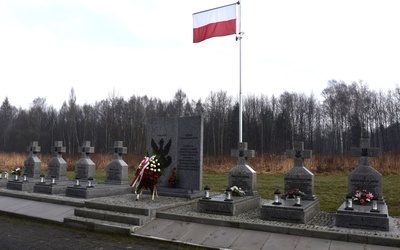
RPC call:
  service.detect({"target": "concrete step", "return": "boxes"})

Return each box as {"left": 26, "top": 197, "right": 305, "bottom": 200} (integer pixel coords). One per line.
{"left": 64, "top": 215, "right": 140, "bottom": 235}
{"left": 84, "top": 201, "right": 155, "bottom": 216}
{"left": 74, "top": 207, "right": 151, "bottom": 226}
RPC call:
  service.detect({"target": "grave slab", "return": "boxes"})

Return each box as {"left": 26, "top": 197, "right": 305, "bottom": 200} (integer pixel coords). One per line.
{"left": 260, "top": 198, "right": 320, "bottom": 224}
{"left": 65, "top": 184, "right": 131, "bottom": 199}
{"left": 335, "top": 138, "right": 389, "bottom": 231}
{"left": 198, "top": 142, "right": 260, "bottom": 216}
{"left": 6, "top": 179, "right": 36, "bottom": 191}
{"left": 261, "top": 141, "right": 319, "bottom": 223}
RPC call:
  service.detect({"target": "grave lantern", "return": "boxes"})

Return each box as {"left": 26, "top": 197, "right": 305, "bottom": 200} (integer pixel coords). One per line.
{"left": 345, "top": 194, "right": 354, "bottom": 210}
{"left": 51, "top": 176, "right": 56, "bottom": 185}
{"left": 224, "top": 188, "right": 233, "bottom": 201}
{"left": 40, "top": 174, "right": 45, "bottom": 183}
{"left": 4, "top": 171, "right": 8, "bottom": 179}
{"left": 23, "top": 173, "right": 28, "bottom": 182}
{"left": 87, "top": 177, "right": 94, "bottom": 188}
{"left": 0, "top": 171, "right": 2, "bottom": 179}
{"left": 74, "top": 177, "right": 81, "bottom": 187}
{"left": 293, "top": 192, "right": 302, "bottom": 207}
{"left": 272, "top": 189, "right": 282, "bottom": 205}
{"left": 203, "top": 185, "right": 211, "bottom": 199}
{"left": 370, "top": 196, "right": 379, "bottom": 213}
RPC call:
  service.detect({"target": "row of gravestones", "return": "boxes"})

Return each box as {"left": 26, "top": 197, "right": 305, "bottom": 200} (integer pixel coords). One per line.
{"left": 0, "top": 116, "right": 391, "bottom": 232}
{"left": 0, "top": 140, "right": 131, "bottom": 198}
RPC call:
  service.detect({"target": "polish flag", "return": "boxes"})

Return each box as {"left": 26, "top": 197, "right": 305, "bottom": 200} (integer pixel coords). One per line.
{"left": 193, "top": 3, "right": 237, "bottom": 43}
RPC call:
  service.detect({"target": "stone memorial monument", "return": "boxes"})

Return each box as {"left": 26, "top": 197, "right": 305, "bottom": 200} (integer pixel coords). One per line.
{"left": 7, "top": 141, "right": 42, "bottom": 191}
{"left": 335, "top": 138, "right": 389, "bottom": 231}
{"left": 34, "top": 141, "right": 68, "bottom": 194}
{"left": 104, "top": 141, "right": 129, "bottom": 185}
{"left": 197, "top": 142, "right": 261, "bottom": 216}
{"left": 145, "top": 116, "right": 204, "bottom": 199}
{"left": 260, "top": 141, "right": 320, "bottom": 223}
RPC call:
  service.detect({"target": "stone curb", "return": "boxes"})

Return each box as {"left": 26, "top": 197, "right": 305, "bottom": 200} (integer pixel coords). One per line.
{"left": 156, "top": 211, "right": 400, "bottom": 248}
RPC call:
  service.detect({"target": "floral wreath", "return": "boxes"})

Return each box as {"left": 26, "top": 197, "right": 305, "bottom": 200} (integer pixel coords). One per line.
{"left": 11, "top": 167, "right": 22, "bottom": 176}
{"left": 353, "top": 189, "right": 373, "bottom": 205}
{"left": 130, "top": 138, "right": 172, "bottom": 200}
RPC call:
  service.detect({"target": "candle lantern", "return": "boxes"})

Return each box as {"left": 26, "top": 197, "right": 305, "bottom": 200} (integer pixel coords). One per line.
{"left": 293, "top": 193, "right": 302, "bottom": 207}
{"left": 40, "top": 174, "right": 45, "bottom": 183}
{"left": 74, "top": 177, "right": 81, "bottom": 187}
{"left": 272, "top": 189, "right": 282, "bottom": 205}
{"left": 23, "top": 173, "right": 28, "bottom": 182}
{"left": 345, "top": 194, "right": 354, "bottom": 210}
{"left": 203, "top": 185, "right": 211, "bottom": 199}
{"left": 370, "top": 196, "right": 380, "bottom": 213}
{"left": 224, "top": 188, "right": 233, "bottom": 201}
{"left": 0, "top": 171, "right": 2, "bottom": 179}
{"left": 14, "top": 174, "right": 19, "bottom": 181}
{"left": 5, "top": 172, "right": 8, "bottom": 180}
{"left": 87, "top": 177, "right": 94, "bottom": 188}
{"left": 51, "top": 176, "right": 56, "bottom": 185}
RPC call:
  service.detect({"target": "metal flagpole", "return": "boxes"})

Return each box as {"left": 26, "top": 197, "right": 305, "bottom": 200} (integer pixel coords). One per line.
{"left": 237, "top": 0, "right": 243, "bottom": 143}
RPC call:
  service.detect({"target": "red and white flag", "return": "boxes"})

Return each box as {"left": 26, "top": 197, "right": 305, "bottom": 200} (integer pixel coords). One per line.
{"left": 193, "top": 3, "right": 237, "bottom": 43}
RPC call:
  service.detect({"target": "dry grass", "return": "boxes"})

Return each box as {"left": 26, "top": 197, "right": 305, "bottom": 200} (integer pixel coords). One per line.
{"left": 1, "top": 152, "right": 399, "bottom": 175}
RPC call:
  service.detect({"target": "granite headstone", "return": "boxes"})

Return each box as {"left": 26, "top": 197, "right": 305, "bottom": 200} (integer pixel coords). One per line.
{"left": 104, "top": 141, "right": 129, "bottom": 185}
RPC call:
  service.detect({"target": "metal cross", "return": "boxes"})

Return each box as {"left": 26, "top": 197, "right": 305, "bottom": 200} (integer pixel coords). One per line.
{"left": 286, "top": 141, "right": 312, "bottom": 167}
{"left": 231, "top": 142, "right": 255, "bottom": 165}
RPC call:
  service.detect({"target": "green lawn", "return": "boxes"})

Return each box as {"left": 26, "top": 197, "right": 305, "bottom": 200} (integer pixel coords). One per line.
{"left": 66, "top": 171, "right": 400, "bottom": 216}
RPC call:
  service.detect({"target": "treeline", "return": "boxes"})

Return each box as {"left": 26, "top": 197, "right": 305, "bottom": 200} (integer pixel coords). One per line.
{"left": 0, "top": 80, "right": 399, "bottom": 157}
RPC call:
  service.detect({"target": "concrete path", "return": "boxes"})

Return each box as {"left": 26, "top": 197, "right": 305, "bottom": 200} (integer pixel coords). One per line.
{"left": 134, "top": 218, "right": 400, "bottom": 250}
{"left": 0, "top": 195, "right": 399, "bottom": 250}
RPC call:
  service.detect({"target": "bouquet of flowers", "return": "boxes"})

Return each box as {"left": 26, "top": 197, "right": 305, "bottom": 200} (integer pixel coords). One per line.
{"left": 228, "top": 186, "right": 246, "bottom": 196}
{"left": 284, "top": 188, "right": 305, "bottom": 199}
{"left": 11, "top": 167, "right": 22, "bottom": 176}
{"left": 168, "top": 167, "right": 179, "bottom": 186}
{"left": 353, "top": 189, "right": 373, "bottom": 205}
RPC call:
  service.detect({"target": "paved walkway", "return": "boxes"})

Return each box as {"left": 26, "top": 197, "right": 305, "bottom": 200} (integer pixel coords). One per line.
{"left": 0, "top": 195, "right": 399, "bottom": 250}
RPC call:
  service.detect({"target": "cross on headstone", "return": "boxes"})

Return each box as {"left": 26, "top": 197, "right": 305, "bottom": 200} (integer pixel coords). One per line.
{"left": 231, "top": 142, "right": 255, "bottom": 166}
{"left": 350, "top": 138, "right": 380, "bottom": 166}
{"left": 27, "top": 141, "right": 41, "bottom": 156}
{"left": 80, "top": 141, "right": 94, "bottom": 158}
{"left": 286, "top": 141, "right": 312, "bottom": 167}
{"left": 53, "top": 141, "right": 66, "bottom": 157}
{"left": 112, "top": 141, "right": 127, "bottom": 160}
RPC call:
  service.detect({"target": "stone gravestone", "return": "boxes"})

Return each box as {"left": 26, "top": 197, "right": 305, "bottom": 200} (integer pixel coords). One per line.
{"left": 24, "top": 141, "right": 42, "bottom": 179}
{"left": 229, "top": 142, "right": 257, "bottom": 195}
{"left": 145, "top": 116, "right": 203, "bottom": 199}
{"left": 104, "top": 141, "right": 129, "bottom": 185}
{"left": 261, "top": 141, "right": 320, "bottom": 223}
{"left": 47, "top": 141, "right": 68, "bottom": 181}
{"left": 74, "top": 141, "right": 96, "bottom": 181}
{"left": 34, "top": 141, "right": 68, "bottom": 195}
{"left": 7, "top": 141, "right": 42, "bottom": 191}
{"left": 335, "top": 138, "right": 389, "bottom": 231}
{"left": 284, "top": 141, "right": 316, "bottom": 200}
{"left": 198, "top": 142, "right": 261, "bottom": 216}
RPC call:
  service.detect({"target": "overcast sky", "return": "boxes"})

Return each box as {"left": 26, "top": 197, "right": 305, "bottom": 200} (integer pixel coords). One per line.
{"left": 1, "top": 0, "right": 400, "bottom": 110}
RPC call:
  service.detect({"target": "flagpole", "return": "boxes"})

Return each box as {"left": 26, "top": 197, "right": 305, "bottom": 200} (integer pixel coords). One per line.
{"left": 236, "top": 0, "right": 243, "bottom": 143}
{"left": 237, "top": 1, "right": 243, "bottom": 143}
